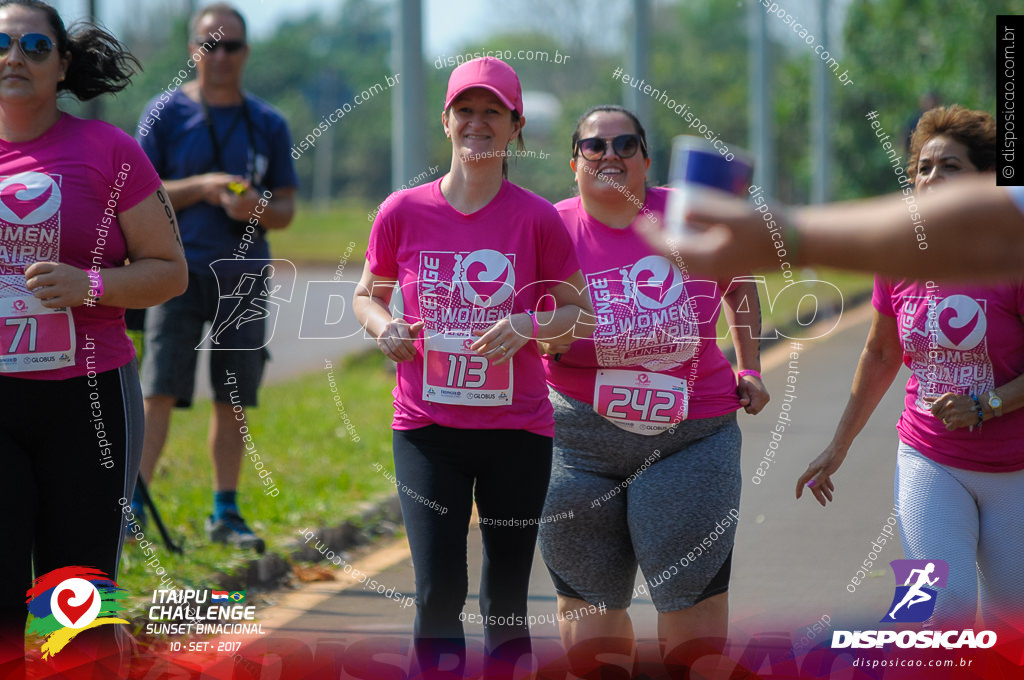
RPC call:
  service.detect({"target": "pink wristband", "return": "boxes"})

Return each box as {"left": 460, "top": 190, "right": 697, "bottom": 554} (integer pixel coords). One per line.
{"left": 738, "top": 369, "right": 761, "bottom": 381}
{"left": 527, "top": 310, "right": 539, "bottom": 338}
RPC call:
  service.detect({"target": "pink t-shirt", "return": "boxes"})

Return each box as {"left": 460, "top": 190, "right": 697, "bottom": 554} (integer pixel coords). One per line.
{"left": 367, "top": 177, "right": 580, "bottom": 436}
{"left": 0, "top": 114, "right": 161, "bottom": 380}
{"left": 544, "top": 188, "right": 742, "bottom": 420}
{"left": 873, "top": 277, "right": 1024, "bottom": 471}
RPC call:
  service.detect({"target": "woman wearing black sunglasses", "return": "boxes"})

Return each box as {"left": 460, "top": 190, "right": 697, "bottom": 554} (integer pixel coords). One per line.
{"left": 0, "top": 1, "right": 186, "bottom": 676}
{"left": 537, "top": 105, "right": 768, "bottom": 674}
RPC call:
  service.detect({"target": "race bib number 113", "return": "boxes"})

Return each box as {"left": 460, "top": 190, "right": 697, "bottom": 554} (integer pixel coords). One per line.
{"left": 423, "top": 334, "right": 512, "bottom": 406}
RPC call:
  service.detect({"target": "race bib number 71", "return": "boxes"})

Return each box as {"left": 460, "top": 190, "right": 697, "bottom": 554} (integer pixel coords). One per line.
{"left": 0, "top": 295, "right": 74, "bottom": 372}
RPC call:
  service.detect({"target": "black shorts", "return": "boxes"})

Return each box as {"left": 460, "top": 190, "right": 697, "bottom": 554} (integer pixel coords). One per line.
{"left": 141, "top": 270, "right": 267, "bottom": 407}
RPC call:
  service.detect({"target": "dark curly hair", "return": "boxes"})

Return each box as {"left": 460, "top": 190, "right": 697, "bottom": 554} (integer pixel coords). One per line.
{"left": 908, "top": 105, "right": 996, "bottom": 180}
{"left": 0, "top": 0, "right": 140, "bottom": 101}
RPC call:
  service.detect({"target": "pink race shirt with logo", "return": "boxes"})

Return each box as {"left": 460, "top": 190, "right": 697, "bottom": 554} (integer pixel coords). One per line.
{"left": 874, "top": 277, "right": 1024, "bottom": 471}
{"left": 544, "top": 189, "right": 741, "bottom": 424}
{"left": 366, "top": 178, "right": 580, "bottom": 436}
{"left": 0, "top": 115, "right": 161, "bottom": 380}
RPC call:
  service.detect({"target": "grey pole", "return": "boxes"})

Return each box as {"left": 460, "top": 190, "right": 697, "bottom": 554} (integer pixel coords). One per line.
{"left": 87, "top": 0, "right": 101, "bottom": 120}
{"left": 626, "top": 0, "right": 654, "bottom": 177}
{"left": 392, "top": 0, "right": 427, "bottom": 190}
{"left": 811, "top": 0, "right": 831, "bottom": 203}
{"left": 748, "top": 0, "right": 774, "bottom": 197}
{"left": 313, "top": 74, "right": 336, "bottom": 212}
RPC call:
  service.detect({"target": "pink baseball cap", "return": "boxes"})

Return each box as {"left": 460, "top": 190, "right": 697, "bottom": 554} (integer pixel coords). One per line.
{"left": 444, "top": 57, "right": 523, "bottom": 116}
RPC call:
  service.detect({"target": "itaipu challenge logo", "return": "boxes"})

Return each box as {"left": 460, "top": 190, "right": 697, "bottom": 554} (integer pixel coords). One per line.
{"left": 25, "top": 566, "right": 128, "bottom": 659}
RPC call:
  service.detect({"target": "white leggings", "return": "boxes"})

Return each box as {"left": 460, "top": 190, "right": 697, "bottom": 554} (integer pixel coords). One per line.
{"left": 895, "top": 443, "right": 1024, "bottom": 629}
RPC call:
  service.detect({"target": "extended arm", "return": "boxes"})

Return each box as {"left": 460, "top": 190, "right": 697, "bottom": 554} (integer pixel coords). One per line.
{"left": 640, "top": 175, "right": 1024, "bottom": 281}
{"left": 795, "top": 311, "right": 904, "bottom": 506}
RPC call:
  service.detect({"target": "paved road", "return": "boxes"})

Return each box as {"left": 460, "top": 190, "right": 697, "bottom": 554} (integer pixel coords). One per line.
{"left": 189, "top": 262, "right": 374, "bottom": 400}
{"left": 237, "top": 303, "right": 914, "bottom": 674}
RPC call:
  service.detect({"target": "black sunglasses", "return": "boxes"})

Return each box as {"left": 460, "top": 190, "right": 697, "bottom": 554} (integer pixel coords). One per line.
{"left": 194, "top": 37, "right": 247, "bottom": 53}
{"left": 575, "top": 134, "right": 646, "bottom": 161}
{"left": 0, "top": 33, "right": 54, "bottom": 61}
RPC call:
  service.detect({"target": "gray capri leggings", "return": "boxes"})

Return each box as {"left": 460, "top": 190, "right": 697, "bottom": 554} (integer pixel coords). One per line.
{"left": 538, "top": 389, "right": 742, "bottom": 613}
{"left": 896, "top": 443, "right": 1024, "bottom": 628}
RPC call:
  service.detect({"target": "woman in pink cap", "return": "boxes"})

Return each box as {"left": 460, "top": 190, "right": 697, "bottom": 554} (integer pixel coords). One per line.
{"left": 354, "top": 57, "right": 593, "bottom": 674}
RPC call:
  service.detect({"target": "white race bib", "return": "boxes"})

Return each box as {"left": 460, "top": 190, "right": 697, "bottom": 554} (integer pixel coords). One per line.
{"left": 0, "top": 295, "right": 74, "bottom": 373}
{"left": 593, "top": 369, "right": 687, "bottom": 435}
{"left": 422, "top": 333, "right": 512, "bottom": 406}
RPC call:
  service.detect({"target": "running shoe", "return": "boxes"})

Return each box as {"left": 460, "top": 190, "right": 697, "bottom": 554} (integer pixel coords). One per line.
{"left": 205, "top": 511, "right": 266, "bottom": 553}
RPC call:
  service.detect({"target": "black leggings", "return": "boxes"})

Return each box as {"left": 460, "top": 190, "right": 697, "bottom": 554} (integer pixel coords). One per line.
{"left": 0, "top": 363, "right": 143, "bottom": 673}
{"left": 392, "top": 425, "right": 552, "bottom": 673}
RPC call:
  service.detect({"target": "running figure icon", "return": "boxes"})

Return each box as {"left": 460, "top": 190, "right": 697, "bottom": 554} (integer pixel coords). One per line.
{"left": 888, "top": 562, "right": 939, "bottom": 619}
{"left": 210, "top": 264, "right": 280, "bottom": 345}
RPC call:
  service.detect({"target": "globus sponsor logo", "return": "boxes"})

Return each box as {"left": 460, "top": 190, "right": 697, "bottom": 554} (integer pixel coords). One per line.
{"left": 831, "top": 629, "right": 996, "bottom": 649}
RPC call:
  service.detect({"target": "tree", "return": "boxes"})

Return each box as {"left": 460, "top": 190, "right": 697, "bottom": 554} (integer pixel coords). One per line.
{"left": 833, "top": 0, "right": 1024, "bottom": 199}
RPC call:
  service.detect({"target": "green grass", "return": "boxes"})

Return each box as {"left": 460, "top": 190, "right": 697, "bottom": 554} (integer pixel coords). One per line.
{"left": 266, "top": 200, "right": 375, "bottom": 264}
{"left": 715, "top": 267, "right": 874, "bottom": 348}
{"left": 116, "top": 350, "right": 398, "bottom": 624}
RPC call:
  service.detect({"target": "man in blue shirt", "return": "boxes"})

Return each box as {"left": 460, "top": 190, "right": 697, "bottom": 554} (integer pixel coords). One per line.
{"left": 134, "top": 2, "right": 298, "bottom": 551}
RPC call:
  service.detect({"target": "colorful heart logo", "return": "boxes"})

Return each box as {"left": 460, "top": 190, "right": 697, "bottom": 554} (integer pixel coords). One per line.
{"left": 56, "top": 588, "right": 95, "bottom": 626}
{"left": 0, "top": 172, "right": 61, "bottom": 225}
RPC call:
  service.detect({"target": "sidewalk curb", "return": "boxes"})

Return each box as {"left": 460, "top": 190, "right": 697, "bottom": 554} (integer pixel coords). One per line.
{"left": 213, "top": 494, "right": 404, "bottom": 592}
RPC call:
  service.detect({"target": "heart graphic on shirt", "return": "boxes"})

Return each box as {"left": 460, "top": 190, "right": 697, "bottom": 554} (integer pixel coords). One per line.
{"left": 56, "top": 588, "right": 95, "bottom": 626}
{"left": 0, "top": 171, "right": 61, "bottom": 225}
{"left": 456, "top": 249, "right": 515, "bottom": 308}
{"left": 467, "top": 261, "right": 510, "bottom": 302}
{"left": 1, "top": 182, "right": 52, "bottom": 220}
{"left": 636, "top": 268, "right": 675, "bottom": 304}
{"left": 629, "top": 255, "right": 682, "bottom": 309}
{"left": 934, "top": 295, "right": 987, "bottom": 350}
